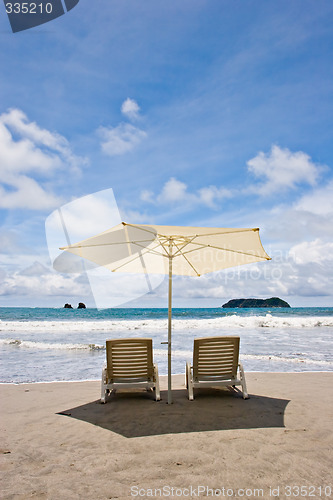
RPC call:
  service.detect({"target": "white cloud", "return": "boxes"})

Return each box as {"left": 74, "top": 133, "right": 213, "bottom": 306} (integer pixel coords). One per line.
{"left": 140, "top": 189, "right": 154, "bottom": 203}
{"left": 119, "top": 208, "right": 151, "bottom": 224}
{"left": 0, "top": 230, "right": 21, "bottom": 254}
{"left": 98, "top": 123, "right": 147, "bottom": 156}
{"left": 121, "top": 98, "right": 140, "bottom": 121}
{"left": 289, "top": 239, "right": 333, "bottom": 265}
{"left": 0, "top": 265, "right": 91, "bottom": 298}
{"left": 158, "top": 177, "right": 188, "bottom": 202}
{"left": 198, "top": 186, "right": 233, "bottom": 208}
{"left": 294, "top": 179, "right": 333, "bottom": 215}
{"left": 1, "top": 109, "right": 69, "bottom": 156}
{"left": 0, "top": 109, "right": 83, "bottom": 173}
{"left": 169, "top": 247, "right": 333, "bottom": 302}
{"left": 261, "top": 175, "right": 333, "bottom": 243}
{"left": 98, "top": 99, "right": 146, "bottom": 156}
{"left": 0, "top": 108, "right": 86, "bottom": 210}
{"left": 0, "top": 176, "right": 63, "bottom": 210}
{"left": 19, "top": 261, "right": 50, "bottom": 276}
{"left": 0, "top": 120, "right": 61, "bottom": 177}
{"left": 141, "top": 177, "right": 233, "bottom": 209}
{"left": 247, "top": 145, "right": 322, "bottom": 195}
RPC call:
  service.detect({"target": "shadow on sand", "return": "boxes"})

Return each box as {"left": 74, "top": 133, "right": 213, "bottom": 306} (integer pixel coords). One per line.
{"left": 58, "top": 387, "right": 290, "bottom": 438}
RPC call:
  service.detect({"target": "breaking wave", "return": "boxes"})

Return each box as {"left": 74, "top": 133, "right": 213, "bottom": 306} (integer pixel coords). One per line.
{"left": 0, "top": 314, "right": 333, "bottom": 334}
{"left": 1, "top": 338, "right": 331, "bottom": 367}
{"left": 0, "top": 338, "right": 105, "bottom": 351}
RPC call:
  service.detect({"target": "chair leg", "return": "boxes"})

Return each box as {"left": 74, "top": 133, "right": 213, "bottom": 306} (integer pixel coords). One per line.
{"left": 186, "top": 362, "right": 194, "bottom": 400}
{"left": 154, "top": 363, "right": 161, "bottom": 401}
{"left": 101, "top": 365, "right": 107, "bottom": 403}
{"left": 101, "top": 385, "right": 106, "bottom": 403}
{"left": 239, "top": 363, "right": 249, "bottom": 399}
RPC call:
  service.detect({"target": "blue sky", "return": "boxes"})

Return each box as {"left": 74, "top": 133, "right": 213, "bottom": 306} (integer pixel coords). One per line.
{"left": 0, "top": 0, "right": 333, "bottom": 307}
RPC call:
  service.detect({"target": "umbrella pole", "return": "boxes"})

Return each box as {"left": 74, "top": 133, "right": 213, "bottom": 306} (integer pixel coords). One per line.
{"left": 167, "top": 245, "right": 173, "bottom": 404}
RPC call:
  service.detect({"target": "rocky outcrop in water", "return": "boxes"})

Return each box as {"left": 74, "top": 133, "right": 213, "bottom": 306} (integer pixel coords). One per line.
{"left": 64, "top": 303, "right": 73, "bottom": 309}
{"left": 78, "top": 302, "right": 86, "bottom": 309}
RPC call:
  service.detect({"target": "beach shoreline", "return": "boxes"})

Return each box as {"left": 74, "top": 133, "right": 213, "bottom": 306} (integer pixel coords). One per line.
{"left": 0, "top": 369, "right": 332, "bottom": 386}
{"left": 1, "top": 372, "right": 332, "bottom": 499}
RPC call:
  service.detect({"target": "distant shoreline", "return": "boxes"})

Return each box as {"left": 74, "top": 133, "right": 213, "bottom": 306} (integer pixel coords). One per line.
{"left": 1, "top": 305, "right": 333, "bottom": 310}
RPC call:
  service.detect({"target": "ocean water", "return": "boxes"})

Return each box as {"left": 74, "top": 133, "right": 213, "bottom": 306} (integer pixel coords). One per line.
{"left": 0, "top": 307, "right": 332, "bottom": 383}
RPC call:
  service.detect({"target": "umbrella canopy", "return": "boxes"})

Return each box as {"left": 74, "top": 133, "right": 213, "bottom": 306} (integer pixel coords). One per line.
{"left": 61, "top": 222, "right": 271, "bottom": 403}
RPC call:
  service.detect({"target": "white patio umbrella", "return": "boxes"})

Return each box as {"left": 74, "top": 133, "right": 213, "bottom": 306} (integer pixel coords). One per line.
{"left": 61, "top": 222, "right": 271, "bottom": 403}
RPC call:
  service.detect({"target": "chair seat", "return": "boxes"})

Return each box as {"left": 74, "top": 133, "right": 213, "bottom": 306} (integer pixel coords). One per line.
{"left": 192, "top": 377, "right": 241, "bottom": 385}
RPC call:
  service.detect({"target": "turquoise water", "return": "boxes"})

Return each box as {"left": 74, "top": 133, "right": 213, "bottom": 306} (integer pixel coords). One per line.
{"left": 1, "top": 306, "right": 333, "bottom": 321}
{"left": 0, "top": 307, "right": 332, "bottom": 383}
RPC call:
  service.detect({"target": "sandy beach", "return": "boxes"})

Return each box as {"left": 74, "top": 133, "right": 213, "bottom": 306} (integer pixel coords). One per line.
{"left": 1, "top": 373, "right": 332, "bottom": 499}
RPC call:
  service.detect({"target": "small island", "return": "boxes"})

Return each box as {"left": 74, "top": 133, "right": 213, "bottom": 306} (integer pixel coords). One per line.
{"left": 64, "top": 303, "right": 86, "bottom": 309}
{"left": 222, "top": 297, "right": 290, "bottom": 308}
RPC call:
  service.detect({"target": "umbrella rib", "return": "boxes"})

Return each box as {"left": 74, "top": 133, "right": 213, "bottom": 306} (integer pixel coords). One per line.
{"left": 62, "top": 238, "right": 155, "bottom": 250}
{"left": 110, "top": 243, "right": 168, "bottom": 272}
{"left": 122, "top": 223, "right": 158, "bottom": 238}
{"left": 131, "top": 241, "right": 168, "bottom": 258}
{"left": 185, "top": 228, "right": 257, "bottom": 237}
{"left": 172, "top": 240, "right": 201, "bottom": 276}
{"left": 177, "top": 240, "right": 270, "bottom": 260}
{"left": 156, "top": 237, "right": 170, "bottom": 257}
{"left": 158, "top": 234, "right": 199, "bottom": 262}
{"left": 171, "top": 236, "right": 197, "bottom": 257}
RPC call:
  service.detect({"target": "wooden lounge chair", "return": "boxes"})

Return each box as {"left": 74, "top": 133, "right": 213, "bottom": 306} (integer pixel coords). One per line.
{"left": 101, "top": 338, "right": 160, "bottom": 403}
{"left": 186, "top": 336, "right": 249, "bottom": 400}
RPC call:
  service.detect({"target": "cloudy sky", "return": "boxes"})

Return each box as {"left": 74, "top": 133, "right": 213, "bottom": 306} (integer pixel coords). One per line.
{"left": 0, "top": 0, "right": 332, "bottom": 307}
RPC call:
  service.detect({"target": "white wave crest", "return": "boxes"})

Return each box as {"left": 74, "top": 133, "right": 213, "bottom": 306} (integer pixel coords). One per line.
{"left": 242, "top": 353, "right": 333, "bottom": 366}
{"left": 0, "top": 315, "right": 333, "bottom": 334}
{"left": 0, "top": 338, "right": 105, "bottom": 351}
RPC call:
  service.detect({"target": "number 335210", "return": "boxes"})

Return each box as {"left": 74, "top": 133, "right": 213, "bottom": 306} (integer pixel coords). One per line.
{"left": 5, "top": 3, "right": 53, "bottom": 14}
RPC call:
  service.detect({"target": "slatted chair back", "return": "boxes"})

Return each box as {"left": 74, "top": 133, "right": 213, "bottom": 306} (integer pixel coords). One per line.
{"left": 106, "top": 338, "right": 154, "bottom": 383}
{"left": 193, "top": 336, "right": 240, "bottom": 382}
